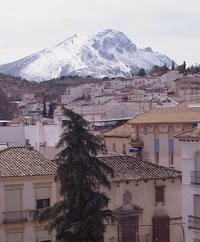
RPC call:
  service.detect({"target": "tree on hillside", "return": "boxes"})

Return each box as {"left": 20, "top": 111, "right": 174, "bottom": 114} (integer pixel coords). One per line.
{"left": 137, "top": 68, "right": 146, "bottom": 76}
{"left": 34, "top": 107, "right": 115, "bottom": 241}
{"left": 48, "top": 102, "right": 54, "bottom": 119}
{"left": 150, "top": 65, "right": 168, "bottom": 76}
{"left": 0, "top": 89, "right": 14, "bottom": 120}
{"left": 42, "top": 96, "right": 47, "bottom": 117}
{"left": 171, "top": 61, "right": 175, "bottom": 70}
{"left": 187, "top": 64, "right": 200, "bottom": 74}
{"left": 177, "top": 61, "right": 186, "bottom": 73}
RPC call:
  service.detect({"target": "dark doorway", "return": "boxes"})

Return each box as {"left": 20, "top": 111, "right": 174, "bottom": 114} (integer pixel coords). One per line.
{"left": 119, "top": 216, "right": 138, "bottom": 242}
{"left": 153, "top": 216, "right": 170, "bottom": 242}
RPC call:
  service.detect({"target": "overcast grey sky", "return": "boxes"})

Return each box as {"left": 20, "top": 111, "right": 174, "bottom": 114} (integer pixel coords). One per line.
{"left": 0, "top": 0, "right": 200, "bottom": 66}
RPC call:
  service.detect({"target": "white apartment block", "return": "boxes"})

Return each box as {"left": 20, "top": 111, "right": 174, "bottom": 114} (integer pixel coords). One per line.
{"left": 176, "top": 127, "right": 200, "bottom": 242}
{"left": 0, "top": 122, "right": 62, "bottom": 160}
{"left": 61, "top": 85, "right": 83, "bottom": 104}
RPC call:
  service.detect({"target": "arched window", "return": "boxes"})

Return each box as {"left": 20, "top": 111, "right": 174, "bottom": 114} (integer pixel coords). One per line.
{"left": 168, "top": 126, "right": 174, "bottom": 166}
{"left": 154, "top": 126, "right": 159, "bottom": 139}
{"left": 192, "top": 152, "right": 200, "bottom": 184}
{"left": 122, "top": 143, "right": 126, "bottom": 154}
{"left": 195, "top": 152, "right": 200, "bottom": 171}
{"left": 154, "top": 126, "right": 160, "bottom": 164}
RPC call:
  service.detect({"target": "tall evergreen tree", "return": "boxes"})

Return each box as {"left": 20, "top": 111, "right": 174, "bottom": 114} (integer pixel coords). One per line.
{"left": 0, "top": 89, "right": 14, "bottom": 120}
{"left": 183, "top": 61, "right": 186, "bottom": 73}
{"left": 48, "top": 102, "right": 54, "bottom": 119}
{"left": 34, "top": 107, "right": 115, "bottom": 242}
{"left": 171, "top": 61, "right": 175, "bottom": 70}
{"left": 137, "top": 68, "right": 146, "bottom": 76}
{"left": 42, "top": 96, "right": 47, "bottom": 117}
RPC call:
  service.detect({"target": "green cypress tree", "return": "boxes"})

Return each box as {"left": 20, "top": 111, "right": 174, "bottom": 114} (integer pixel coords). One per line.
{"left": 34, "top": 107, "right": 115, "bottom": 242}
{"left": 48, "top": 102, "right": 54, "bottom": 119}
{"left": 42, "top": 96, "right": 47, "bottom": 118}
{"left": 137, "top": 68, "right": 146, "bottom": 76}
{"left": 171, "top": 61, "right": 175, "bottom": 70}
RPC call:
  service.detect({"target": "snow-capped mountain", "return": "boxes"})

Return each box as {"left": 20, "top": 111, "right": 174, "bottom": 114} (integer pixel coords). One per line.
{"left": 0, "top": 29, "right": 174, "bottom": 82}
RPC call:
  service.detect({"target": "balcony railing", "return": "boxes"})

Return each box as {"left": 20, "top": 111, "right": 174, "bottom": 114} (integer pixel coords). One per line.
{"left": 3, "top": 210, "right": 28, "bottom": 224}
{"left": 188, "top": 215, "right": 200, "bottom": 230}
{"left": 191, "top": 171, "right": 200, "bottom": 185}
{"left": 131, "top": 138, "right": 144, "bottom": 148}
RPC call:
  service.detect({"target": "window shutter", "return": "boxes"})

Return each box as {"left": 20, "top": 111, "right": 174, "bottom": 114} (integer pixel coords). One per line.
{"left": 36, "top": 187, "right": 50, "bottom": 200}
{"left": 154, "top": 139, "right": 159, "bottom": 153}
{"left": 155, "top": 186, "right": 164, "bottom": 202}
{"left": 7, "top": 233, "right": 22, "bottom": 242}
{"left": 169, "top": 139, "right": 174, "bottom": 153}
{"left": 7, "top": 189, "right": 21, "bottom": 211}
{"left": 37, "top": 231, "right": 51, "bottom": 242}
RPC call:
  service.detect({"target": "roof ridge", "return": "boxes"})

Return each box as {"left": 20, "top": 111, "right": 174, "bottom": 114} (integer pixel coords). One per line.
{"left": 99, "top": 154, "right": 181, "bottom": 173}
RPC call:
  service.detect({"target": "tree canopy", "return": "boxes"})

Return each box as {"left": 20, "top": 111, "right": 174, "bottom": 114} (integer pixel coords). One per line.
{"left": 0, "top": 89, "right": 14, "bottom": 120}
{"left": 34, "top": 107, "right": 115, "bottom": 242}
{"left": 137, "top": 68, "right": 146, "bottom": 76}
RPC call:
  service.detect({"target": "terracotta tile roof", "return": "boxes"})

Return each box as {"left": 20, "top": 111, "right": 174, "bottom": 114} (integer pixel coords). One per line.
{"left": 0, "top": 147, "right": 57, "bottom": 178}
{"left": 128, "top": 101, "right": 200, "bottom": 124}
{"left": 175, "top": 127, "right": 200, "bottom": 140}
{"left": 98, "top": 155, "right": 181, "bottom": 182}
{"left": 0, "top": 148, "right": 181, "bottom": 182}
{"left": 103, "top": 124, "right": 131, "bottom": 138}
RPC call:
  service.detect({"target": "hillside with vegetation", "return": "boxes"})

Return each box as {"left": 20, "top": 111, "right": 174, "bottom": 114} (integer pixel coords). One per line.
{"left": 0, "top": 74, "right": 100, "bottom": 102}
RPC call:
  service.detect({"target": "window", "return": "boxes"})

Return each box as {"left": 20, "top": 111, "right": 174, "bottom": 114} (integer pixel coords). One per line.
{"left": 169, "top": 153, "right": 174, "bottom": 166}
{"left": 4, "top": 184, "right": 24, "bottom": 223}
{"left": 155, "top": 186, "right": 165, "bottom": 202}
{"left": 34, "top": 184, "right": 51, "bottom": 209}
{"left": 155, "top": 152, "right": 159, "bottom": 164}
{"left": 119, "top": 216, "right": 138, "bottom": 242}
{"left": 112, "top": 143, "right": 116, "bottom": 152}
{"left": 153, "top": 216, "right": 169, "bottom": 242}
{"left": 35, "top": 229, "right": 52, "bottom": 242}
{"left": 194, "top": 194, "right": 200, "bottom": 217}
{"left": 36, "top": 199, "right": 50, "bottom": 209}
{"left": 122, "top": 143, "right": 126, "bottom": 154}
{"left": 154, "top": 139, "right": 159, "bottom": 164}
{"left": 168, "top": 139, "right": 174, "bottom": 166}
{"left": 7, "top": 232, "right": 23, "bottom": 242}
{"left": 144, "top": 126, "right": 148, "bottom": 135}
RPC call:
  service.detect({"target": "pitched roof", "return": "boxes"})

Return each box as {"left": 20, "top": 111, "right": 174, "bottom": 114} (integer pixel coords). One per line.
{"left": 103, "top": 123, "right": 131, "bottom": 138}
{"left": 128, "top": 101, "right": 200, "bottom": 124}
{"left": 175, "top": 127, "right": 200, "bottom": 140}
{"left": 98, "top": 155, "right": 181, "bottom": 182}
{"left": 0, "top": 147, "right": 57, "bottom": 178}
{"left": 0, "top": 148, "right": 181, "bottom": 182}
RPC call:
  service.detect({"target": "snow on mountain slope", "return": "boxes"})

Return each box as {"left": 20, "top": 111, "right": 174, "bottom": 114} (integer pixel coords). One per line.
{"left": 0, "top": 29, "right": 174, "bottom": 82}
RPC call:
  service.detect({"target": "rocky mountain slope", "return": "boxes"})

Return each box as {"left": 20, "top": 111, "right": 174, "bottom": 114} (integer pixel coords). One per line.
{"left": 0, "top": 29, "right": 174, "bottom": 82}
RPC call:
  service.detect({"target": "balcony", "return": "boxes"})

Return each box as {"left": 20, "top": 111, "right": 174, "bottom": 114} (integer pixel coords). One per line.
{"left": 130, "top": 138, "right": 144, "bottom": 148}
{"left": 3, "top": 210, "right": 28, "bottom": 224}
{"left": 191, "top": 171, "right": 200, "bottom": 185}
{"left": 188, "top": 215, "right": 200, "bottom": 230}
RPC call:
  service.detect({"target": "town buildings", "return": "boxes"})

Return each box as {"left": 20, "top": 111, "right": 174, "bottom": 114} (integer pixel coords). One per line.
{"left": 176, "top": 127, "right": 200, "bottom": 242}
{"left": 0, "top": 146, "right": 182, "bottom": 242}
{"left": 97, "top": 155, "right": 182, "bottom": 242}
{"left": 104, "top": 101, "right": 200, "bottom": 171}
{"left": 0, "top": 147, "right": 57, "bottom": 242}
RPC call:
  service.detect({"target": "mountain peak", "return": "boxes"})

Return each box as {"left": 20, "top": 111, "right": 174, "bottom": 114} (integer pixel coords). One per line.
{"left": 0, "top": 30, "right": 174, "bottom": 82}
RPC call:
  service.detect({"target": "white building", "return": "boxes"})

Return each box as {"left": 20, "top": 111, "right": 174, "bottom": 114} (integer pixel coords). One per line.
{"left": 161, "top": 70, "right": 183, "bottom": 90}
{"left": 176, "top": 127, "right": 200, "bottom": 242}
{"left": 0, "top": 147, "right": 57, "bottom": 242}
{"left": 61, "top": 85, "right": 83, "bottom": 104}
{"left": 0, "top": 122, "right": 62, "bottom": 160}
